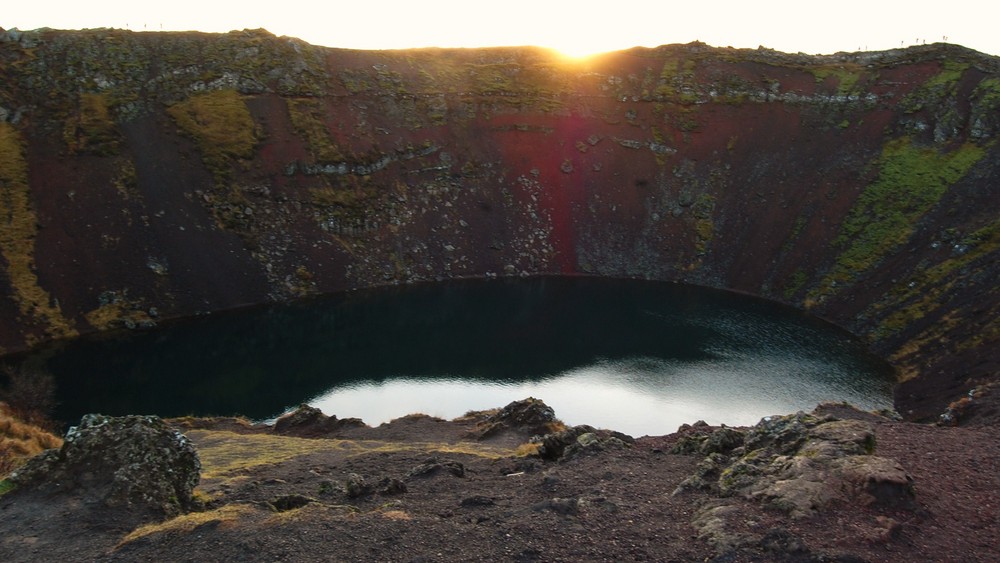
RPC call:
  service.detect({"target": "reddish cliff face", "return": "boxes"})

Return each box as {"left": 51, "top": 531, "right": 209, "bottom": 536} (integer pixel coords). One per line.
{"left": 1, "top": 29, "right": 997, "bottom": 421}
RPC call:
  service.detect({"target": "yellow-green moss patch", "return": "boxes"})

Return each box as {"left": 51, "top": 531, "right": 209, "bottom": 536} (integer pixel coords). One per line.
{"left": 810, "top": 65, "right": 865, "bottom": 95}
{"left": 84, "top": 300, "right": 154, "bottom": 331}
{"left": 0, "top": 123, "right": 77, "bottom": 340}
{"left": 287, "top": 98, "right": 343, "bottom": 163}
{"left": 63, "top": 93, "right": 119, "bottom": 155}
{"left": 166, "top": 89, "right": 257, "bottom": 182}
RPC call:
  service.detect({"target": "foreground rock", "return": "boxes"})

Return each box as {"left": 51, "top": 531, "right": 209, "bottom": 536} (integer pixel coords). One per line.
{"left": 8, "top": 414, "right": 200, "bottom": 518}
{"left": 673, "top": 407, "right": 917, "bottom": 555}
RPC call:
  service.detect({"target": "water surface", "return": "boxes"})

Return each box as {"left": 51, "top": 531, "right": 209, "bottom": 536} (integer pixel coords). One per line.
{"left": 33, "top": 277, "right": 894, "bottom": 436}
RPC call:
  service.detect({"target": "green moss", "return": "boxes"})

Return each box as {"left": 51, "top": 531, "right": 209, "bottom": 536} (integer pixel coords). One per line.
{"left": 63, "top": 93, "right": 119, "bottom": 155}
{"left": 167, "top": 90, "right": 257, "bottom": 238}
{"left": 0, "top": 479, "right": 14, "bottom": 496}
{"left": 789, "top": 216, "right": 807, "bottom": 240}
{"left": 691, "top": 194, "right": 716, "bottom": 254}
{"left": 954, "top": 301, "right": 1000, "bottom": 353}
{"left": 657, "top": 58, "right": 697, "bottom": 103}
{"left": 424, "top": 95, "right": 449, "bottom": 125}
{"left": 783, "top": 270, "right": 808, "bottom": 300}
{"left": 975, "top": 78, "right": 1000, "bottom": 107}
{"left": 84, "top": 298, "right": 154, "bottom": 331}
{"left": 676, "top": 114, "right": 699, "bottom": 133}
{"left": 112, "top": 159, "right": 139, "bottom": 200}
{"left": 925, "top": 60, "right": 969, "bottom": 90}
{"left": 877, "top": 217, "right": 1000, "bottom": 336}
{"left": 692, "top": 193, "right": 715, "bottom": 220}
{"left": 810, "top": 65, "right": 864, "bottom": 95}
{"left": 651, "top": 126, "right": 669, "bottom": 165}
{"left": 456, "top": 61, "right": 565, "bottom": 112}
{"left": 167, "top": 89, "right": 257, "bottom": 183}
{"left": 901, "top": 60, "right": 968, "bottom": 113}
{"left": 338, "top": 69, "right": 373, "bottom": 94}
{"left": 309, "top": 184, "right": 371, "bottom": 208}
{"left": 819, "top": 137, "right": 985, "bottom": 294}
{"left": 718, "top": 459, "right": 760, "bottom": 495}
{"left": 287, "top": 98, "right": 343, "bottom": 163}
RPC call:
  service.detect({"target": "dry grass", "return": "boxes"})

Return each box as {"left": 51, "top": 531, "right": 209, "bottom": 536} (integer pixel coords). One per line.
{"left": 514, "top": 442, "right": 543, "bottom": 457}
{"left": 0, "top": 403, "right": 63, "bottom": 478}
{"left": 379, "top": 509, "right": 412, "bottom": 521}
{"left": 263, "top": 502, "right": 359, "bottom": 525}
{"left": 118, "top": 502, "right": 363, "bottom": 547}
{"left": 116, "top": 503, "right": 259, "bottom": 546}
{"left": 186, "top": 429, "right": 516, "bottom": 482}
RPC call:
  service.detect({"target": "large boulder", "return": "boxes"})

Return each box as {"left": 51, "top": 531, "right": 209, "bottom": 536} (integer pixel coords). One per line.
{"left": 8, "top": 414, "right": 200, "bottom": 517}
{"left": 675, "top": 411, "right": 914, "bottom": 517}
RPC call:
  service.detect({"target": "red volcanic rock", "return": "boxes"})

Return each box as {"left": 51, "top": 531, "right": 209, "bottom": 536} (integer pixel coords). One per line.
{"left": 0, "top": 29, "right": 998, "bottom": 423}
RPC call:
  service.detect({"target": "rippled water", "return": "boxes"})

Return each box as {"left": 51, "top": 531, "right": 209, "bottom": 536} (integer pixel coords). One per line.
{"left": 29, "top": 276, "right": 894, "bottom": 436}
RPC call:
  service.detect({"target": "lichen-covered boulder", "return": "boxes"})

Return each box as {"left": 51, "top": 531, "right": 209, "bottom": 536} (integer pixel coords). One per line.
{"left": 9, "top": 414, "right": 200, "bottom": 517}
{"left": 671, "top": 426, "right": 745, "bottom": 455}
{"left": 534, "top": 425, "right": 634, "bottom": 461}
{"left": 675, "top": 410, "right": 914, "bottom": 517}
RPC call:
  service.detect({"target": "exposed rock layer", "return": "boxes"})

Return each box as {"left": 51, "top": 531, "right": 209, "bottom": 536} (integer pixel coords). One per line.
{"left": 1, "top": 28, "right": 998, "bottom": 421}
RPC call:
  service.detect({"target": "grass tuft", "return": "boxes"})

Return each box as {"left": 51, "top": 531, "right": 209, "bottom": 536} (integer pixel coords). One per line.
{"left": 0, "top": 403, "right": 63, "bottom": 478}
{"left": 117, "top": 503, "right": 258, "bottom": 546}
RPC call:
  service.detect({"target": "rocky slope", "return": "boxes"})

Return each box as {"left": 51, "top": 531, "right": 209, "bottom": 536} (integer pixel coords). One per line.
{"left": 0, "top": 28, "right": 998, "bottom": 421}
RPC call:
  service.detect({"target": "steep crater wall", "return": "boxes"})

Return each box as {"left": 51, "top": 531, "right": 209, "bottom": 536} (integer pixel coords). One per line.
{"left": 1, "top": 28, "right": 997, "bottom": 422}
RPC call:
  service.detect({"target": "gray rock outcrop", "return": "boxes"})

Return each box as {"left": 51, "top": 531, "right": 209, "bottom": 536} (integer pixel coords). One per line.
{"left": 675, "top": 411, "right": 914, "bottom": 517}
{"left": 9, "top": 414, "right": 201, "bottom": 517}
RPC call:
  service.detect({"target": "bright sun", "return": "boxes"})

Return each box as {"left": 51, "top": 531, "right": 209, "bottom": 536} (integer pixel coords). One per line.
{"left": 541, "top": 33, "right": 627, "bottom": 61}
{"left": 551, "top": 42, "right": 611, "bottom": 61}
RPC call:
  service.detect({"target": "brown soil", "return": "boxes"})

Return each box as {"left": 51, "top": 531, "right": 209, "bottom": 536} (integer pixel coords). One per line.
{"left": 1, "top": 405, "right": 998, "bottom": 562}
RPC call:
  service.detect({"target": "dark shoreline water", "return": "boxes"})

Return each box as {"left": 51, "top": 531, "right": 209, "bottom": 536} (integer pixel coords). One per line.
{"left": 13, "top": 276, "right": 895, "bottom": 436}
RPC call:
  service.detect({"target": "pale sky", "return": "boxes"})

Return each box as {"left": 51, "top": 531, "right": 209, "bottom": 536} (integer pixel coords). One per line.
{"left": 4, "top": 1, "right": 997, "bottom": 58}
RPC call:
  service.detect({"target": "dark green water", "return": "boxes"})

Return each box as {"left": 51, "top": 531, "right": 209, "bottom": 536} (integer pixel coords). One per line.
{"left": 26, "top": 276, "right": 894, "bottom": 436}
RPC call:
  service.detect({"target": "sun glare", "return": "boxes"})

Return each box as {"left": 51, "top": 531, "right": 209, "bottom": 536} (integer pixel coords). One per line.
{"left": 4, "top": 1, "right": 998, "bottom": 58}
{"left": 551, "top": 43, "right": 610, "bottom": 61}
{"left": 545, "top": 35, "right": 618, "bottom": 60}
